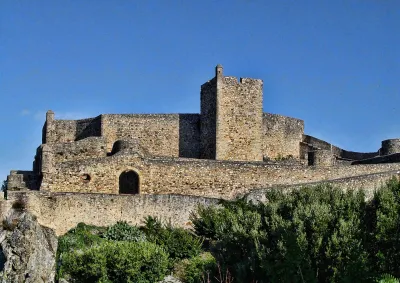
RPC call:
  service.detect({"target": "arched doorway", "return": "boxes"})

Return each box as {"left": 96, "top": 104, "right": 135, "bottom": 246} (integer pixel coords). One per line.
{"left": 119, "top": 170, "right": 139, "bottom": 194}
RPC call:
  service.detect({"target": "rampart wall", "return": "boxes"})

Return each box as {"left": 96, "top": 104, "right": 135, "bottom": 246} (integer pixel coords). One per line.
{"left": 2, "top": 191, "right": 219, "bottom": 236}
{"left": 43, "top": 111, "right": 307, "bottom": 163}
{"left": 101, "top": 114, "right": 200, "bottom": 157}
{"left": 7, "top": 171, "right": 37, "bottom": 190}
{"left": 381, "top": 139, "right": 400, "bottom": 156}
{"left": 75, "top": 116, "right": 102, "bottom": 140}
{"left": 44, "top": 114, "right": 202, "bottom": 158}
{"left": 352, "top": 153, "right": 400, "bottom": 165}
{"left": 51, "top": 137, "right": 107, "bottom": 163}
{"left": 52, "top": 120, "right": 76, "bottom": 143}
{"left": 47, "top": 116, "right": 102, "bottom": 144}
{"left": 40, "top": 155, "right": 400, "bottom": 199}
{"left": 302, "top": 135, "right": 378, "bottom": 160}
{"left": 262, "top": 113, "right": 304, "bottom": 159}
{"left": 5, "top": 171, "right": 400, "bottom": 236}
{"left": 32, "top": 137, "right": 108, "bottom": 178}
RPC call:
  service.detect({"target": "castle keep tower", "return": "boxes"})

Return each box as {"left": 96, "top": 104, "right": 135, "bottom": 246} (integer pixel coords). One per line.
{"left": 200, "top": 65, "right": 263, "bottom": 161}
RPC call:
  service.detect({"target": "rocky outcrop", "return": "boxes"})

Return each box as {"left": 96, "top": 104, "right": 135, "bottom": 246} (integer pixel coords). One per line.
{"left": 0, "top": 209, "right": 58, "bottom": 283}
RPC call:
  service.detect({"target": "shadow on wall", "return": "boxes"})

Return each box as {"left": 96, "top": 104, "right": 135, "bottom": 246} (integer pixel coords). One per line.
{"left": 178, "top": 114, "right": 201, "bottom": 158}
{"left": 7, "top": 171, "right": 39, "bottom": 191}
{"left": 75, "top": 116, "right": 102, "bottom": 141}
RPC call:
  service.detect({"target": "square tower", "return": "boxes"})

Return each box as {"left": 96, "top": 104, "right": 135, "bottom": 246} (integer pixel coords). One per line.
{"left": 200, "top": 65, "right": 263, "bottom": 161}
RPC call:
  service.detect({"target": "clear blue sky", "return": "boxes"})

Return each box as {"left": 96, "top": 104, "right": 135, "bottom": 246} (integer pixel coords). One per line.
{"left": 0, "top": 0, "right": 399, "bottom": 181}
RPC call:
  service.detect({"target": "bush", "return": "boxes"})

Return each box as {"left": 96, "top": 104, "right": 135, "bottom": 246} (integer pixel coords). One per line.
{"left": 191, "top": 185, "right": 371, "bottom": 282}
{"left": 174, "top": 252, "right": 216, "bottom": 283}
{"left": 61, "top": 241, "right": 169, "bottom": 283}
{"left": 378, "top": 274, "right": 400, "bottom": 283}
{"left": 363, "top": 178, "right": 400, "bottom": 279}
{"left": 142, "top": 216, "right": 203, "bottom": 264}
{"left": 102, "top": 221, "right": 146, "bottom": 242}
{"left": 58, "top": 223, "right": 106, "bottom": 254}
{"left": 56, "top": 222, "right": 107, "bottom": 280}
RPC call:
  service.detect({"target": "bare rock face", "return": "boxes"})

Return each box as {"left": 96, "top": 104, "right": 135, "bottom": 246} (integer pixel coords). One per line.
{"left": 0, "top": 211, "right": 58, "bottom": 283}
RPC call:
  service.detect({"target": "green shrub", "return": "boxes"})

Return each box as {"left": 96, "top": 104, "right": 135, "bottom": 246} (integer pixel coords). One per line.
{"left": 142, "top": 216, "right": 202, "bottom": 263}
{"left": 366, "top": 178, "right": 400, "bottom": 278}
{"left": 57, "top": 222, "right": 106, "bottom": 254}
{"left": 102, "top": 221, "right": 146, "bottom": 242}
{"left": 174, "top": 252, "right": 216, "bottom": 283}
{"left": 56, "top": 222, "right": 107, "bottom": 280}
{"left": 378, "top": 274, "right": 400, "bottom": 283}
{"left": 60, "top": 241, "right": 169, "bottom": 283}
{"left": 191, "top": 185, "right": 371, "bottom": 283}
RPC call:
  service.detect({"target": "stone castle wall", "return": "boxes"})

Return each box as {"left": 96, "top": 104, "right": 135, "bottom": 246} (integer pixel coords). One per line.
{"left": 52, "top": 120, "right": 76, "bottom": 143}
{"left": 381, "top": 139, "right": 400, "bottom": 156}
{"left": 75, "top": 116, "right": 102, "bottom": 141}
{"left": 308, "top": 149, "right": 335, "bottom": 166}
{"left": 101, "top": 114, "right": 180, "bottom": 155}
{"left": 44, "top": 111, "right": 305, "bottom": 163}
{"left": 5, "top": 171, "right": 399, "bottom": 236}
{"left": 45, "top": 114, "right": 385, "bottom": 165}
{"left": 46, "top": 114, "right": 202, "bottom": 158}
{"left": 52, "top": 137, "right": 107, "bottom": 163}
{"left": 101, "top": 114, "right": 200, "bottom": 157}
{"left": 302, "top": 135, "right": 378, "bottom": 160}
{"left": 7, "top": 171, "right": 38, "bottom": 190}
{"left": 3, "top": 191, "right": 219, "bottom": 236}
{"left": 40, "top": 66, "right": 307, "bottom": 162}
{"left": 46, "top": 116, "right": 102, "bottom": 144}
{"left": 40, "top": 154, "right": 400, "bottom": 199}
{"left": 262, "top": 113, "right": 304, "bottom": 159}
{"left": 216, "top": 75, "right": 263, "bottom": 161}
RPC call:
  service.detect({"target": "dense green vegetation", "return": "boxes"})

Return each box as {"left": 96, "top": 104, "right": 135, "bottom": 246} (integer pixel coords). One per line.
{"left": 56, "top": 179, "right": 400, "bottom": 282}
{"left": 56, "top": 219, "right": 207, "bottom": 282}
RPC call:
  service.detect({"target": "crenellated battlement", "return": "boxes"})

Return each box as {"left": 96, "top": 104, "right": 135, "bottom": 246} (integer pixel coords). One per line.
{"left": 222, "top": 76, "right": 263, "bottom": 86}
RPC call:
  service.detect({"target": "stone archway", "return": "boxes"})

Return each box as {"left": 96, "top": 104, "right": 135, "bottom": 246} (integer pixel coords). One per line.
{"left": 119, "top": 170, "right": 139, "bottom": 194}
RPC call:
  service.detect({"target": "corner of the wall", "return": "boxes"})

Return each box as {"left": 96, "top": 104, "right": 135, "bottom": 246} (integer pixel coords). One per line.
{"left": 43, "top": 110, "right": 55, "bottom": 144}
{"left": 215, "top": 64, "right": 223, "bottom": 80}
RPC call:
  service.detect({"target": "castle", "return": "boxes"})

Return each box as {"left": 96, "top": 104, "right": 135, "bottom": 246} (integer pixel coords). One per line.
{"left": 4, "top": 65, "right": 400, "bottom": 234}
